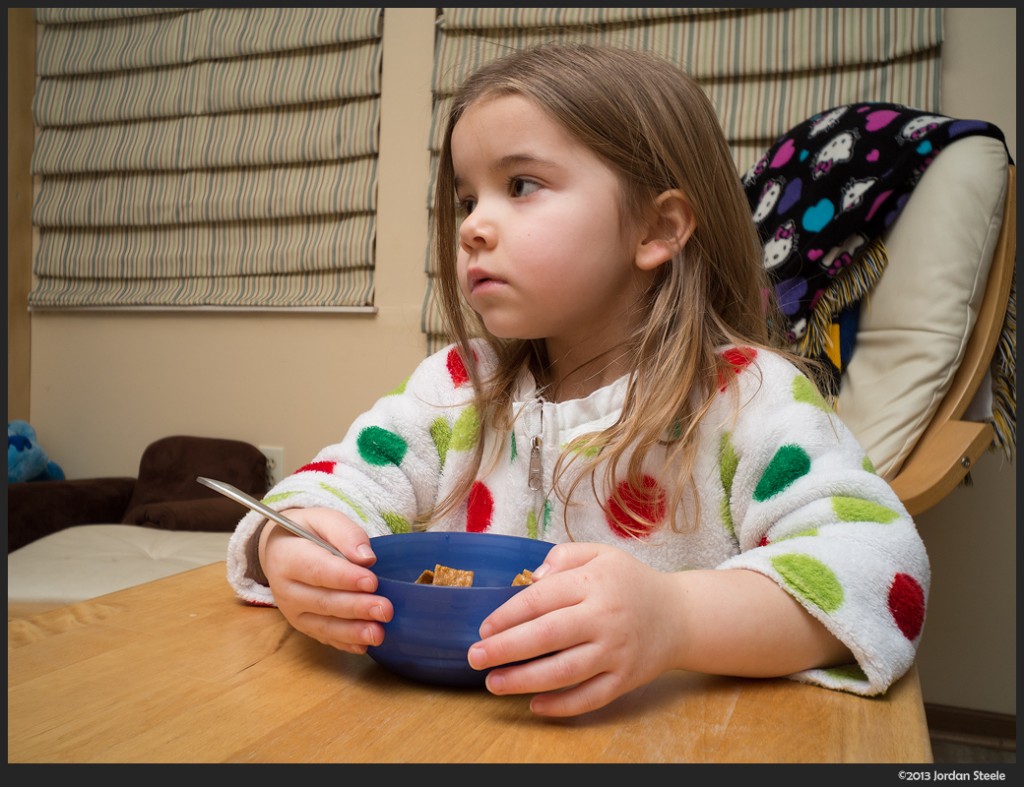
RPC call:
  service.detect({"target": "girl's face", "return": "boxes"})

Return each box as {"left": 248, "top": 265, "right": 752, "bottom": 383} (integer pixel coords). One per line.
{"left": 451, "top": 94, "right": 651, "bottom": 360}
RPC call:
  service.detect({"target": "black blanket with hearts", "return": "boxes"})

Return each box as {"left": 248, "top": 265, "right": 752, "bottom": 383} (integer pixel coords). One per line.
{"left": 741, "top": 102, "right": 1009, "bottom": 402}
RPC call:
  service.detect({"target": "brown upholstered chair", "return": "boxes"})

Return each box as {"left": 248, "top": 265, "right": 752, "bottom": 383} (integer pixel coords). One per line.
{"left": 8, "top": 435, "right": 270, "bottom": 615}
{"left": 7, "top": 434, "right": 270, "bottom": 552}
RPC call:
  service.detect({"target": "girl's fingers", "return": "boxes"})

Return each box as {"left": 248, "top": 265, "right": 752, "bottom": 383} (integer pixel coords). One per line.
{"left": 482, "top": 639, "right": 604, "bottom": 697}
{"left": 268, "top": 525, "right": 379, "bottom": 594}
{"left": 469, "top": 603, "right": 593, "bottom": 671}
{"left": 529, "top": 671, "right": 628, "bottom": 718}
{"left": 279, "top": 576, "right": 392, "bottom": 623}
{"left": 279, "top": 508, "right": 378, "bottom": 567}
{"left": 295, "top": 610, "right": 388, "bottom": 652}
{"left": 482, "top": 640, "right": 635, "bottom": 719}
{"left": 260, "top": 511, "right": 395, "bottom": 654}
{"left": 322, "top": 525, "right": 377, "bottom": 567}
{"left": 478, "top": 543, "right": 604, "bottom": 636}
{"left": 531, "top": 541, "right": 603, "bottom": 579}
{"left": 477, "top": 577, "right": 580, "bottom": 639}
{"left": 279, "top": 582, "right": 393, "bottom": 651}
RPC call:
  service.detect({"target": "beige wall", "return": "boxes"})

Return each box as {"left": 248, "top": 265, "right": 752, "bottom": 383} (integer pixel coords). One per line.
{"left": 7, "top": 8, "right": 34, "bottom": 420}
{"left": 8, "top": 8, "right": 1016, "bottom": 716}
{"left": 913, "top": 7, "right": 1016, "bottom": 717}
{"left": 20, "top": 8, "right": 437, "bottom": 477}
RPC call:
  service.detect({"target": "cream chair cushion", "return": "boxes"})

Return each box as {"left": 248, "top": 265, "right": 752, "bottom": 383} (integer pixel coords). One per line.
{"left": 836, "top": 135, "right": 1009, "bottom": 479}
{"left": 7, "top": 524, "right": 230, "bottom": 608}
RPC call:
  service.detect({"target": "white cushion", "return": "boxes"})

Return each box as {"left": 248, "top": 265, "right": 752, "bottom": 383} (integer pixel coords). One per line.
{"left": 836, "top": 135, "right": 1008, "bottom": 479}
{"left": 7, "top": 524, "right": 230, "bottom": 605}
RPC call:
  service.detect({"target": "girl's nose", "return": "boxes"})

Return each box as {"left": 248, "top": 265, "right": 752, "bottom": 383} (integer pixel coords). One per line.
{"left": 458, "top": 207, "right": 496, "bottom": 251}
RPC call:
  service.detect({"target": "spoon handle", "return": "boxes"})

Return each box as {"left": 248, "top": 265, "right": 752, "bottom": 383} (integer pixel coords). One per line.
{"left": 197, "top": 476, "right": 346, "bottom": 559}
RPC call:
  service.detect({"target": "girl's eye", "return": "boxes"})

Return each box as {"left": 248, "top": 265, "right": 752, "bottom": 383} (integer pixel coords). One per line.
{"left": 508, "top": 177, "right": 540, "bottom": 198}
{"left": 457, "top": 196, "right": 476, "bottom": 215}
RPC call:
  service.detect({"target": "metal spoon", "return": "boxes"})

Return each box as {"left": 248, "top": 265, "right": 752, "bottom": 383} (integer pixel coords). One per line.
{"left": 197, "top": 476, "right": 345, "bottom": 559}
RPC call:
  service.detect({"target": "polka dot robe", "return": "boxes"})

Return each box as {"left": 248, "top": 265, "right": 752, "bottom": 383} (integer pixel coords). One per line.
{"left": 228, "top": 340, "right": 929, "bottom": 697}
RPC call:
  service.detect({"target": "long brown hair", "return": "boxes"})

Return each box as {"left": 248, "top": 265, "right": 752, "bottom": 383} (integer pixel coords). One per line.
{"left": 430, "top": 43, "right": 788, "bottom": 534}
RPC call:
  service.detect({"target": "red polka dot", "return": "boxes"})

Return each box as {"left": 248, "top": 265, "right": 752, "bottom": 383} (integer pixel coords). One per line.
{"left": 447, "top": 347, "right": 470, "bottom": 387}
{"left": 758, "top": 534, "right": 770, "bottom": 547}
{"left": 888, "top": 573, "right": 925, "bottom": 641}
{"left": 606, "top": 475, "right": 665, "bottom": 538}
{"left": 718, "top": 346, "right": 757, "bottom": 391}
{"left": 466, "top": 481, "right": 493, "bottom": 532}
{"left": 296, "top": 460, "right": 336, "bottom": 475}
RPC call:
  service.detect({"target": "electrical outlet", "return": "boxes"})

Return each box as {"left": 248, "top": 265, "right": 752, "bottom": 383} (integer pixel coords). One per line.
{"left": 258, "top": 446, "right": 285, "bottom": 486}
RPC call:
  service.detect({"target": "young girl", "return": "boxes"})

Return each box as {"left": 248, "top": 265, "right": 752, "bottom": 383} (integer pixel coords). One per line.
{"left": 227, "top": 43, "right": 930, "bottom": 718}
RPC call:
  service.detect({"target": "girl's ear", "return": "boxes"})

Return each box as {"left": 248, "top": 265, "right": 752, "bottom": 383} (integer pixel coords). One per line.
{"left": 634, "top": 189, "right": 695, "bottom": 271}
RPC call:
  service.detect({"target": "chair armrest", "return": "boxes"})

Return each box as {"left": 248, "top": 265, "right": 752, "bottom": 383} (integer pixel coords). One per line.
{"left": 7, "top": 477, "right": 136, "bottom": 552}
{"left": 888, "top": 419, "right": 995, "bottom": 517}
{"left": 120, "top": 497, "right": 247, "bottom": 533}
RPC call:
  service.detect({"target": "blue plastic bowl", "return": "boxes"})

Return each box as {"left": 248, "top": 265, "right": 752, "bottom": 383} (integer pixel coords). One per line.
{"left": 366, "top": 531, "right": 554, "bottom": 687}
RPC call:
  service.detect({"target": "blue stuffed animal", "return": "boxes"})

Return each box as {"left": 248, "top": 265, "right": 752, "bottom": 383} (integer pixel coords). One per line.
{"left": 8, "top": 420, "right": 65, "bottom": 483}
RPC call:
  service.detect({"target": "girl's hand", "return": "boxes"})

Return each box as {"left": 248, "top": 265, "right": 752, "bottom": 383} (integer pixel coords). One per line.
{"left": 467, "top": 542, "right": 682, "bottom": 717}
{"left": 258, "top": 507, "right": 393, "bottom": 654}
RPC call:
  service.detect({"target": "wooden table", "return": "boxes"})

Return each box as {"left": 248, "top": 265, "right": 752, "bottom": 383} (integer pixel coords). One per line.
{"left": 8, "top": 562, "right": 933, "bottom": 764}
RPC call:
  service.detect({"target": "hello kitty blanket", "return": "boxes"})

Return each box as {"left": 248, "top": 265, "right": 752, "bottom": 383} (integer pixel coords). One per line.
{"left": 741, "top": 102, "right": 1008, "bottom": 398}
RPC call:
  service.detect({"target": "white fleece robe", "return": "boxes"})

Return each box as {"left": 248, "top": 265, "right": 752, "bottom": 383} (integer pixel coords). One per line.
{"left": 227, "top": 339, "right": 930, "bottom": 696}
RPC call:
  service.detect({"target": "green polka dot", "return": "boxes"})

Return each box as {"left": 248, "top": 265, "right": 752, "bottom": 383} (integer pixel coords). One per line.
{"left": 832, "top": 496, "right": 900, "bottom": 524}
{"left": 263, "top": 490, "right": 300, "bottom": 506}
{"left": 754, "top": 444, "right": 811, "bottom": 501}
{"left": 862, "top": 454, "right": 875, "bottom": 474}
{"left": 357, "top": 426, "right": 408, "bottom": 467}
{"left": 320, "top": 482, "right": 368, "bottom": 523}
{"left": 719, "top": 432, "right": 738, "bottom": 537}
{"left": 386, "top": 377, "right": 409, "bottom": 396}
{"left": 526, "top": 500, "right": 553, "bottom": 539}
{"left": 771, "top": 552, "right": 844, "bottom": 613}
{"left": 666, "top": 419, "right": 683, "bottom": 441}
{"left": 792, "top": 375, "right": 831, "bottom": 413}
{"left": 430, "top": 417, "right": 451, "bottom": 467}
{"left": 263, "top": 484, "right": 371, "bottom": 525}
{"left": 718, "top": 497, "right": 733, "bottom": 537}
{"left": 720, "top": 433, "right": 739, "bottom": 491}
{"left": 565, "top": 435, "right": 600, "bottom": 457}
{"left": 510, "top": 432, "right": 517, "bottom": 462}
{"left": 381, "top": 511, "right": 411, "bottom": 534}
{"left": 777, "top": 526, "right": 819, "bottom": 541}
{"left": 451, "top": 405, "right": 480, "bottom": 452}
{"left": 577, "top": 440, "right": 601, "bottom": 458}
{"left": 823, "top": 663, "right": 867, "bottom": 682}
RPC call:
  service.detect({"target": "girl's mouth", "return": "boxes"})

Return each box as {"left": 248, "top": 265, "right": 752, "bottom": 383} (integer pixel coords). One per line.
{"left": 468, "top": 270, "right": 504, "bottom": 293}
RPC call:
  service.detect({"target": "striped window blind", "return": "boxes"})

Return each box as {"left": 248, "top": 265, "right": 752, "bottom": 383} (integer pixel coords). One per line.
{"left": 29, "top": 7, "right": 384, "bottom": 310}
{"left": 421, "top": 7, "right": 944, "bottom": 351}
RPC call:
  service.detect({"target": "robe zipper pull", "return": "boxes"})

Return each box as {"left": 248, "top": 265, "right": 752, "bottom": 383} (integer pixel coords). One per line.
{"left": 528, "top": 435, "right": 543, "bottom": 491}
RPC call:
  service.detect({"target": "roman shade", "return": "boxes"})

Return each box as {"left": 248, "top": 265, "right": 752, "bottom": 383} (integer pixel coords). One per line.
{"left": 30, "top": 7, "right": 384, "bottom": 310}
{"left": 421, "top": 7, "right": 944, "bottom": 350}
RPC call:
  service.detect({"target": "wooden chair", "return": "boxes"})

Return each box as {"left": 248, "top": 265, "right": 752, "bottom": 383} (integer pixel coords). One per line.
{"left": 887, "top": 163, "right": 1015, "bottom": 515}
{"left": 833, "top": 137, "right": 1016, "bottom": 516}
